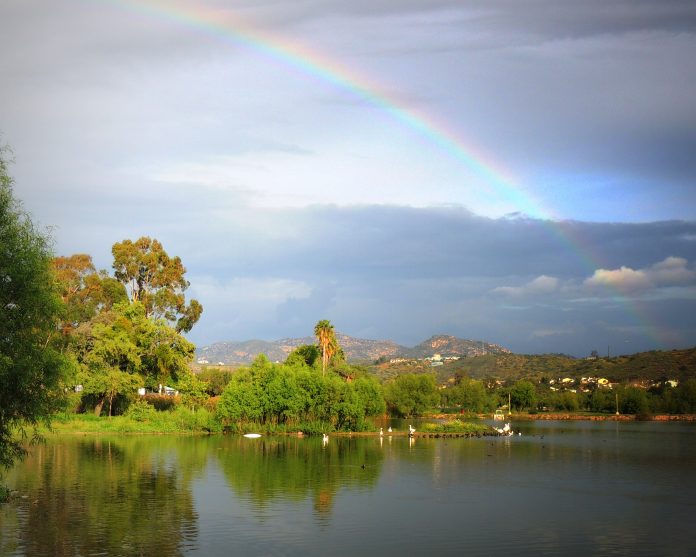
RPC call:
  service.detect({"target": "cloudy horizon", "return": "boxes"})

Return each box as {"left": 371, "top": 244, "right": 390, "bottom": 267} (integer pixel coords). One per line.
{"left": 2, "top": 0, "right": 695, "bottom": 356}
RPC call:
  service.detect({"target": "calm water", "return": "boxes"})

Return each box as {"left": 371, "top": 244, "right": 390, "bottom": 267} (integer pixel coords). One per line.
{"left": 1, "top": 420, "right": 695, "bottom": 556}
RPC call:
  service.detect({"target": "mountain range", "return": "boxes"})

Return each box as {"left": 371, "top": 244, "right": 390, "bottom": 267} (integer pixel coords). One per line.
{"left": 196, "top": 334, "right": 510, "bottom": 365}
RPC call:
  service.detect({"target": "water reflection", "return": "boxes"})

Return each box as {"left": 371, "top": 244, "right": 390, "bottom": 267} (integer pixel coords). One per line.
{"left": 215, "top": 436, "right": 383, "bottom": 518}
{"left": 1, "top": 437, "right": 203, "bottom": 557}
{"left": 1, "top": 423, "right": 695, "bottom": 557}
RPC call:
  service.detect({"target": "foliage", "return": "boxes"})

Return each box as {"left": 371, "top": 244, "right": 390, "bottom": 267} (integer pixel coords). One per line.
{"left": 440, "top": 378, "right": 492, "bottom": 412}
{"left": 198, "top": 368, "right": 235, "bottom": 396}
{"left": 285, "top": 344, "right": 320, "bottom": 369}
{"left": 217, "top": 355, "right": 385, "bottom": 431}
{"left": 177, "top": 370, "right": 208, "bottom": 410}
{"left": 111, "top": 236, "right": 202, "bottom": 332}
{"left": 142, "top": 394, "right": 178, "bottom": 412}
{"left": 52, "top": 253, "right": 127, "bottom": 337}
{"left": 124, "top": 399, "right": 158, "bottom": 422}
{"left": 0, "top": 148, "right": 68, "bottom": 469}
{"left": 69, "top": 301, "right": 194, "bottom": 416}
{"left": 39, "top": 407, "right": 219, "bottom": 434}
{"left": 383, "top": 373, "right": 439, "bottom": 417}
{"left": 420, "top": 420, "right": 491, "bottom": 434}
{"left": 510, "top": 380, "right": 537, "bottom": 411}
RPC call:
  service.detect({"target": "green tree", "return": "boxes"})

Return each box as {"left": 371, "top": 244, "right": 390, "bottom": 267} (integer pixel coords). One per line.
{"left": 197, "top": 368, "right": 234, "bottom": 396}
{"left": 617, "top": 386, "right": 649, "bottom": 415}
{"left": 285, "top": 344, "right": 320, "bottom": 368}
{"left": 177, "top": 370, "right": 208, "bottom": 410}
{"left": 446, "top": 377, "right": 490, "bottom": 413}
{"left": 314, "top": 320, "right": 336, "bottom": 376}
{"left": 71, "top": 302, "right": 194, "bottom": 415}
{"left": 0, "top": 149, "right": 67, "bottom": 468}
{"left": 510, "top": 380, "right": 537, "bottom": 411}
{"left": 384, "top": 374, "right": 439, "bottom": 417}
{"left": 112, "top": 237, "right": 202, "bottom": 332}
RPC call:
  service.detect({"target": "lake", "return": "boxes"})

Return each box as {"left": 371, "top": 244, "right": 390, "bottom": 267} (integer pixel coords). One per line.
{"left": 1, "top": 420, "right": 695, "bottom": 556}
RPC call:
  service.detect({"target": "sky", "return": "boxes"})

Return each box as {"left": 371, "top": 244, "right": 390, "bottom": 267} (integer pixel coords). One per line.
{"left": 1, "top": 0, "right": 695, "bottom": 356}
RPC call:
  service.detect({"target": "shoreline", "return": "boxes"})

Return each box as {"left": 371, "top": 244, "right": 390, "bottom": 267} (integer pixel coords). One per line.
{"left": 463, "top": 413, "right": 696, "bottom": 422}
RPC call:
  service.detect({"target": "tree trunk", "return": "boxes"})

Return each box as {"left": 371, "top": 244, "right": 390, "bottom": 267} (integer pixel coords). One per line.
{"left": 94, "top": 397, "right": 105, "bottom": 417}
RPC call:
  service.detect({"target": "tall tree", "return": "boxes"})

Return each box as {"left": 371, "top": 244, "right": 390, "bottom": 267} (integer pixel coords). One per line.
{"left": 0, "top": 147, "right": 67, "bottom": 468}
{"left": 52, "top": 254, "right": 127, "bottom": 337}
{"left": 71, "top": 301, "right": 195, "bottom": 415}
{"left": 314, "top": 320, "right": 336, "bottom": 376}
{"left": 111, "top": 237, "right": 202, "bottom": 332}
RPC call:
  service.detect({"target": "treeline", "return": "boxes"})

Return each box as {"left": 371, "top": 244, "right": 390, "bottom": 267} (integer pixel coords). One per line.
{"left": 439, "top": 377, "right": 696, "bottom": 415}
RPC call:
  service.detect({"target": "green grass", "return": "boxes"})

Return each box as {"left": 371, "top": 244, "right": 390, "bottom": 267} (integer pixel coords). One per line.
{"left": 44, "top": 407, "right": 221, "bottom": 435}
{"left": 420, "top": 420, "right": 492, "bottom": 434}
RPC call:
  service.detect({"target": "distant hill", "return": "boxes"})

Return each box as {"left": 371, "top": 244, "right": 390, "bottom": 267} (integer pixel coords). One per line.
{"left": 402, "top": 335, "right": 510, "bottom": 359}
{"left": 196, "top": 333, "right": 508, "bottom": 365}
{"left": 372, "top": 347, "right": 696, "bottom": 384}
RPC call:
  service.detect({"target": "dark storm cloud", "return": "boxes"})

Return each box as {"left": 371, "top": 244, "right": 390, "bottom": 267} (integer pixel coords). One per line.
{"left": 183, "top": 205, "right": 696, "bottom": 281}
{"left": 175, "top": 204, "right": 696, "bottom": 353}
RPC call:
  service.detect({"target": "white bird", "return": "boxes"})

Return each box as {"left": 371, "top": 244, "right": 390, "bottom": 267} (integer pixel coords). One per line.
{"left": 387, "top": 427, "right": 392, "bottom": 433}
{"left": 379, "top": 427, "right": 383, "bottom": 436}
{"left": 322, "top": 433, "right": 329, "bottom": 443}
{"left": 408, "top": 424, "right": 416, "bottom": 436}
{"left": 502, "top": 423, "right": 511, "bottom": 433}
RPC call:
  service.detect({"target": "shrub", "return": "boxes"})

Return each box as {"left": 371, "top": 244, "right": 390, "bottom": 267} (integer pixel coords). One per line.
{"left": 125, "top": 400, "right": 158, "bottom": 422}
{"left": 142, "top": 394, "right": 178, "bottom": 411}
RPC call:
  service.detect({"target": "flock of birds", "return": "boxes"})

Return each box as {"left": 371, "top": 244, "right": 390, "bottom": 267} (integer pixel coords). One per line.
{"left": 494, "top": 423, "right": 521, "bottom": 436}
{"left": 255, "top": 423, "right": 520, "bottom": 444}
{"left": 376, "top": 425, "right": 415, "bottom": 437}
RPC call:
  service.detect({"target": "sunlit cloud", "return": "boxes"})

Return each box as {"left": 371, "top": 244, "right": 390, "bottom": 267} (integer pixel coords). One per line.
{"left": 584, "top": 256, "right": 696, "bottom": 294}
{"left": 492, "top": 275, "right": 559, "bottom": 297}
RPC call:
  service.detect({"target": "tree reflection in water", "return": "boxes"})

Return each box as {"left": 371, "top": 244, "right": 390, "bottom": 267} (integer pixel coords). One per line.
{"left": 1, "top": 436, "right": 204, "bottom": 557}
{"left": 216, "top": 436, "right": 383, "bottom": 518}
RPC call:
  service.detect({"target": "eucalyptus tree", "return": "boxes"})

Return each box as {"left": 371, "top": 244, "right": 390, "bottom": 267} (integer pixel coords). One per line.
{"left": 112, "top": 236, "right": 202, "bottom": 332}
{"left": 52, "top": 253, "right": 127, "bottom": 337}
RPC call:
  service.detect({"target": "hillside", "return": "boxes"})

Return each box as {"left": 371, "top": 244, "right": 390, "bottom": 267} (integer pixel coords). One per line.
{"left": 196, "top": 333, "right": 507, "bottom": 365}
{"left": 402, "top": 335, "right": 510, "bottom": 359}
{"left": 371, "top": 347, "right": 696, "bottom": 384}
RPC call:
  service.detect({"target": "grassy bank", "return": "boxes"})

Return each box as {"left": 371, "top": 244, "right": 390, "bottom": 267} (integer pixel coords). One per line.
{"left": 419, "top": 419, "right": 492, "bottom": 434}
{"left": 43, "top": 407, "right": 221, "bottom": 435}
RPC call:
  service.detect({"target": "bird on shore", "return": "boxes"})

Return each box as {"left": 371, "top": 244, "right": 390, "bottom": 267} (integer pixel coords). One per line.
{"left": 408, "top": 425, "right": 416, "bottom": 436}
{"left": 379, "top": 427, "right": 383, "bottom": 436}
{"left": 387, "top": 427, "right": 392, "bottom": 433}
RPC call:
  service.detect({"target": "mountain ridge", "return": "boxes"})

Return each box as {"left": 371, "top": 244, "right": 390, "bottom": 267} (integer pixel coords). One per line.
{"left": 196, "top": 334, "right": 510, "bottom": 365}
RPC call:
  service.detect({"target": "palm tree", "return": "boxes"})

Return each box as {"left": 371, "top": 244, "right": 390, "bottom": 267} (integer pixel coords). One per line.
{"left": 314, "top": 319, "right": 335, "bottom": 376}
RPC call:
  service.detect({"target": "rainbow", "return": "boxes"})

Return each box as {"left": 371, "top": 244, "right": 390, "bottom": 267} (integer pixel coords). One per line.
{"left": 94, "top": 0, "right": 666, "bottom": 346}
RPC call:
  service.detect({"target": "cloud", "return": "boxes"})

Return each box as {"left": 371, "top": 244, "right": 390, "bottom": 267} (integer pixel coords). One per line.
{"left": 584, "top": 256, "right": 696, "bottom": 293}
{"left": 649, "top": 256, "right": 696, "bottom": 286}
{"left": 584, "top": 266, "right": 652, "bottom": 292}
{"left": 492, "top": 275, "right": 560, "bottom": 297}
